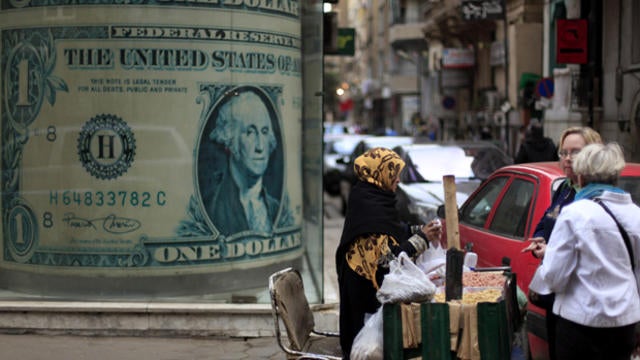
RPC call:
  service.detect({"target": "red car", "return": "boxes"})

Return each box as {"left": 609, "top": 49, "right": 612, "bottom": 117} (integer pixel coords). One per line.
{"left": 438, "top": 162, "right": 640, "bottom": 360}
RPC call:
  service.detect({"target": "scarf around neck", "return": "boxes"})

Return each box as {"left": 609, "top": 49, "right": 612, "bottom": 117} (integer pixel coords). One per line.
{"left": 574, "top": 182, "right": 626, "bottom": 201}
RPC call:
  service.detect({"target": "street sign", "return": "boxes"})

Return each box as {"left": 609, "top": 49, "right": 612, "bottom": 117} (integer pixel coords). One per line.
{"left": 337, "top": 28, "right": 355, "bottom": 56}
{"left": 556, "top": 19, "right": 588, "bottom": 64}
{"left": 325, "top": 28, "right": 355, "bottom": 56}
{"left": 536, "top": 77, "right": 554, "bottom": 98}
{"left": 442, "top": 96, "right": 456, "bottom": 110}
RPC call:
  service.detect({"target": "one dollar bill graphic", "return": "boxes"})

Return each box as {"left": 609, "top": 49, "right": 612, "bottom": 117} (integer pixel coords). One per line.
{"left": 0, "top": 18, "right": 304, "bottom": 285}
{"left": 1, "top": 0, "right": 301, "bottom": 15}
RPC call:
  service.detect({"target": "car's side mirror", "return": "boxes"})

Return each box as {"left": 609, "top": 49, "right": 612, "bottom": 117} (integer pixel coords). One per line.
{"left": 436, "top": 204, "right": 446, "bottom": 219}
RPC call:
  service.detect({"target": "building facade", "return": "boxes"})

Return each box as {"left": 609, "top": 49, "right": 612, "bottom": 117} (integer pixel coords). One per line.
{"left": 333, "top": 0, "right": 640, "bottom": 161}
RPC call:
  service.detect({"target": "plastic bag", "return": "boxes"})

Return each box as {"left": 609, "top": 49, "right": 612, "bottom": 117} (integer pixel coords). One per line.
{"left": 350, "top": 306, "right": 383, "bottom": 360}
{"left": 415, "top": 242, "right": 446, "bottom": 275}
{"left": 415, "top": 242, "right": 448, "bottom": 286}
{"left": 376, "top": 252, "right": 436, "bottom": 304}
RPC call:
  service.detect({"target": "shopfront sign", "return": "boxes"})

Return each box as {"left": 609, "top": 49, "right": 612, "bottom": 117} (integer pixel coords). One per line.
{"left": 461, "top": 0, "right": 504, "bottom": 21}
{"left": 336, "top": 28, "right": 356, "bottom": 56}
{"left": 556, "top": 19, "right": 588, "bottom": 64}
{"left": 442, "top": 48, "right": 475, "bottom": 69}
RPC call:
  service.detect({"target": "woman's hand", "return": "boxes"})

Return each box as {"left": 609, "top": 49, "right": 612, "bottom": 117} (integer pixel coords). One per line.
{"left": 521, "top": 237, "right": 546, "bottom": 258}
{"left": 421, "top": 219, "right": 442, "bottom": 243}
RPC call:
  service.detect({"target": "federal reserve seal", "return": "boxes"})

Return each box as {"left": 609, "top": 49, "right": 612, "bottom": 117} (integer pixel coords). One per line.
{"left": 77, "top": 114, "right": 136, "bottom": 180}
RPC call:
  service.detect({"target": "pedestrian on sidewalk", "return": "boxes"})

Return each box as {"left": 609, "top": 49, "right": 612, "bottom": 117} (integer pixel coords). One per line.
{"left": 529, "top": 142, "right": 640, "bottom": 360}
{"left": 514, "top": 120, "right": 558, "bottom": 164}
{"left": 521, "top": 126, "right": 602, "bottom": 360}
{"left": 335, "top": 147, "right": 441, "bottom": 359}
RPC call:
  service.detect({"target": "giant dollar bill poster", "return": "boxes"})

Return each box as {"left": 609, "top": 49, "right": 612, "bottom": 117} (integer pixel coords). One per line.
{"left": 0, "top": 1, "right": 303, "bottom": 295}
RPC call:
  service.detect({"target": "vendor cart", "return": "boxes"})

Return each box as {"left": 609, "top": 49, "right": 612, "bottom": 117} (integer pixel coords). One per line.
{"left": 382, "top": 269, "right": 522, "bottom": 360}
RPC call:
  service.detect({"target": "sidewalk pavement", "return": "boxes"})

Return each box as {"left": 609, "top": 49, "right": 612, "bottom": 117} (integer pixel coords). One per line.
{"left": 322, "top": 194, "right": 344, "bottom": 304}
{"left": 0, "top": 333, "right": 284, "bottom": 360}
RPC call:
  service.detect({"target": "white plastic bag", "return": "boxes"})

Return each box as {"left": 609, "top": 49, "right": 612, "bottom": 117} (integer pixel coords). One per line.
{"left": 415, "top": 242, "right": 446, "bottom": 274}
{"left": 376, "top": 252, "right": 437, "bottom": 304}
{"left": 350, "top": 306, "right": 383, "bottom": 360}
{"left": 415, "top": 242, "right": 447, "bottom": 286}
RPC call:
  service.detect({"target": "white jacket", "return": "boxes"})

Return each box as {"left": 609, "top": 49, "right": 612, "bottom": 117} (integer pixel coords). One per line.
{"left": 536, "top": 191, "right": 640, "bottom": 327}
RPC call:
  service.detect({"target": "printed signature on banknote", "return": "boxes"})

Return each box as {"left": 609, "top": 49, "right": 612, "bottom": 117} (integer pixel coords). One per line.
{"left": 63, "top": 213, "right": 141, "bottom": 234}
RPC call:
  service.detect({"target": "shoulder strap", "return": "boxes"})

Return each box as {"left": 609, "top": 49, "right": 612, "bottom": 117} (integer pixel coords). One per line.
{"left": 593, "top": 198, "right": 636, "bottom": 271}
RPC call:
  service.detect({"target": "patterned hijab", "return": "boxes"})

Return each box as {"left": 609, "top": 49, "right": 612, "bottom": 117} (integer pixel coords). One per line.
{"left": 336, "top": 147, "right": 407, "bottom": 279}
{"left": 354, "top": 147, "right": 405, "bottom": 192}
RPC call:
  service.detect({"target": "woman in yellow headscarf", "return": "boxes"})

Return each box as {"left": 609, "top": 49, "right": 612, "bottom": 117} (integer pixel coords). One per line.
{"left": 335, "top": 147, "right": 442, "bottom": 358}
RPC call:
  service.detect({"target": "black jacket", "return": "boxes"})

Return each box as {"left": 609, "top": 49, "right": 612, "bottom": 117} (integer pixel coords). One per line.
{"left": 514, "top": 137, "right": 558, "bottom": 163}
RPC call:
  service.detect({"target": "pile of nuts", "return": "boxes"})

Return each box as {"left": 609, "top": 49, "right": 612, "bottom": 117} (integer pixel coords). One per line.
{"left": 462, "top": 271, "right": 506, "bottom": 287}
{"left": 432, "top": 271, "right": 506, "bottom": 304}
{"left": 433, "top": 288, "right": 502, "bottom": 304}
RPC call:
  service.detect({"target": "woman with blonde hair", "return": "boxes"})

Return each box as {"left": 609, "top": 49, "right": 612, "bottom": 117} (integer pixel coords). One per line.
{"left": 526, "top": 127, "right": 602, "bottom": 242}
{"left": 522, "top": 126, "right": 602, "bottom": 360}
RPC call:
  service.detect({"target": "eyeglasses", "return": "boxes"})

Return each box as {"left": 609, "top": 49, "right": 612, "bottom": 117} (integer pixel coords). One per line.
{"left": 558, "top": 149, "right": 581, "bottom": 159}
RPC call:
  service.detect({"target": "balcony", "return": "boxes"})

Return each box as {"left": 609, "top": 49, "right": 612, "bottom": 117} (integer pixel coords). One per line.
{"left": 389, "top": 22, "right": 428, "bottom": 48}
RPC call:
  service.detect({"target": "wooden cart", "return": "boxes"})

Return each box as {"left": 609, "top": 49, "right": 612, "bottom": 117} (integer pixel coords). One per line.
{"left": 382, "top": 270, "right": 522, "bottom": 360}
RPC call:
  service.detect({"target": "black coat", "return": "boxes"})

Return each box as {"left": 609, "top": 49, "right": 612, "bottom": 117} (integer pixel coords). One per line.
{"left": 336, "top": 181, "right": 418, "bottom": 358}
{"left": 514, "top": 137, "right": 558, "bottom": 164}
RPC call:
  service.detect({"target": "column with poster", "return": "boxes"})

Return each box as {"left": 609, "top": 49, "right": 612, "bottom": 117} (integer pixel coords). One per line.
{"left": 0, "top": 1, "right": 304, "bottom": 297}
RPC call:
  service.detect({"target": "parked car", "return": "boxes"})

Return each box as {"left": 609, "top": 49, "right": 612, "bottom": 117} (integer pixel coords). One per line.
{"left": 323, "top": 122, "right": 349, "bottom": 136}
{"left": 323, "top": 134, "right": 371, "bottom": 195}
{"left": 337, "top": 136, "right": 416, "bottom": 214}
{"left": 437, "top": 162, "right": 640, "bottom": 360}
{"left": 393, "top": 141, "right": 512, "bottom": 225}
